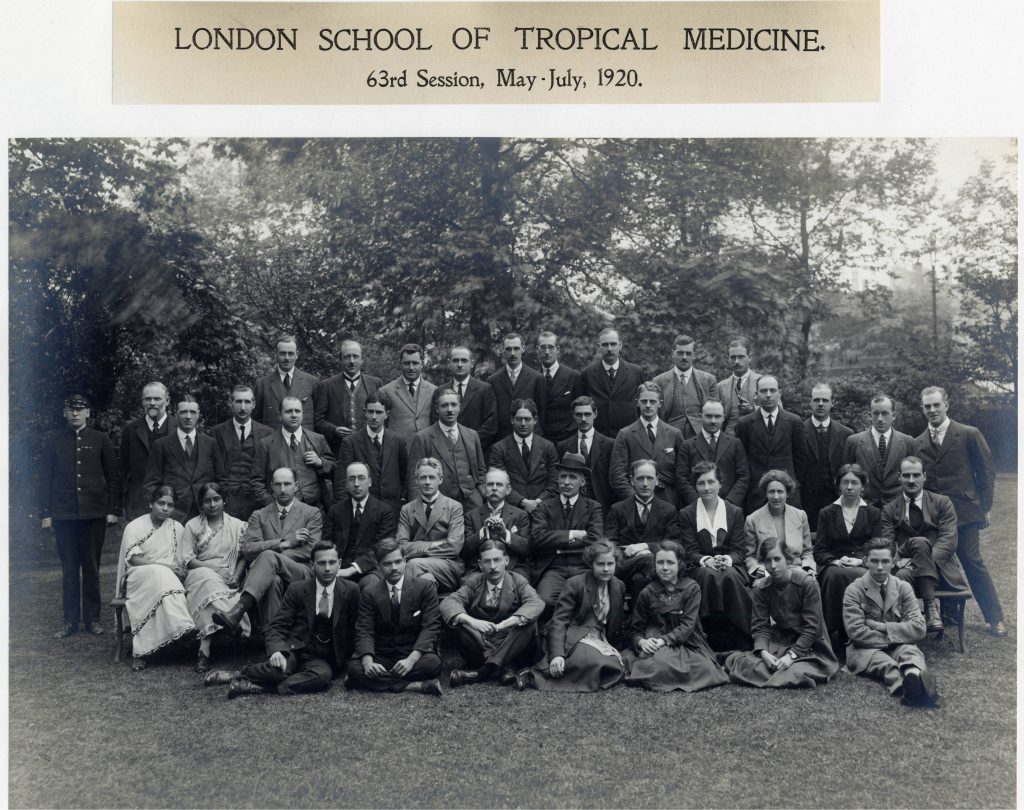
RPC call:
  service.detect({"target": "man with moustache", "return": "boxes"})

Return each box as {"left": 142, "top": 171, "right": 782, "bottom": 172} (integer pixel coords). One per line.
{"left": 677, "top": 399, "right": 749, "bottom": 507}
{"left": 210, "top": 384, "right": 272, "bottom": 521}
{"left": 143, "top": 395, "right": 217, "bottom": 523}
{"left": 120, "top": 381, "right": 175, "bottom": 520}
{"left": 800, "top": 383, "right": 853, "bottom": 532}
{"left": 844, "top": 395, "right": 913, "bottom": 509}
{"left": 323, "top": 462, "right": 397, "bottom": 588}
{"left": 379, "top": 343, "right": 436, "bottom": 443}
{"left": 254, "top": 334, "right": 318, "bottom": 431}
{"left": 463, "top": 467, "right": 532, "bottom": 579}
{"left": 407, "top": 387, "right": 486, "bottom": 508}
{"left": 556, "top": 396, "right": 615, "bottom": 512}
{"left": 448, "top": 345, "right": 498, "bottom": 450}
{"left": 609, "top": 381, "right": 685, "bottom": 508}
{"left": 40, "top": 393, "right": 121, "bottom": 638}
{"left": 487, "top": 399, "right": 560, "bottom": 515}
{"left": 314, "top": 339, "right": 383, "bottom": 455}
{"left": 715, "top": 339, "right": 765, "bottom": 436}
{"left": 251, "top": 396, "right": 335, "bottom": 510}
{"left": 336, "top": 392, "right": 407, "bottom": 514}
{"left": 580, "top": 328, "right": 645, "bottom": 437}
{"left": 653, "top": 334, "right": 719, "bottom": 440}
{"left": 536, "top": 330, "right": 585, "bottom": 444}
{"left": 487, "top": 333, "right": 546, "bottom": 442}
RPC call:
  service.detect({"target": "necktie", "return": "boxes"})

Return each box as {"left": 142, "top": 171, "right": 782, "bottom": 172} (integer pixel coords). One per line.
{"left": 486, "top": 585, "right": 499, "bottom": 608}
{"left": 708, "top": 432, "right": 718, "bottom": 457}
{"left": 930, "top": 428, "right": 940, "bottom": 449}
{"left": 372, "top": 433, "right": 382, "bottom": 458}
{"left": 879, "top": 580, "right": 887, "bottom": 606}
{"left": 646, "top": 423, "right": 656, "bottom": 446}
{"left": 562, "top": 499, "right": 572, "bottom": 519}
{"left": 184, "top": 434, "right": 193, "bottom": 457}
{"left": 545, "top": 368, "right": 552, "bottom": 388}
{"left": 509, "top": 369, "right": 518, "bottom": 388}
{"left": 238, "top": 425, "right": 246, "bottom": 444}
{"left": 318, "top": 587, "right": 330, "bottom": 618}
{"left": 817, "top": 425, "right": 828, "bottom": 457}
{"left": 458, "top": 382, "right": 465, "bottom": 398}
{"left": 735, "top": 377, "right": 742, "bottom": 396}
{"left": 607, "top": 366, "right": 615, "bottom": 383}
{"left": 637, "top": 501, "right": 649, "bottom": 528}
{"left": 353, "top": 503, "right": 363, "bottom": 525}
{"left": 347, "top": 377, "right": 358, "bottom": 393}
{"left": 423, "top": 500, "right": 433, "bottom": 523}
{"left": 390, "top": 586, "right": 400, "bottom": 621}
{"left": 290, "top": 433, "right": 299, "bottom": 452}
{"left": 877, "top": 432, "right": 887, "bottom": 461}
{"left": 448, "top": 427, "right": 458, "bottom": 445}
{"left": 408, "top": 381, "right": 416, "bottom": 399}
{"left": 579, "top": 433, "right": 589, "bottom": 457}
{"left": 521, "top": 439, "right": 530, "bottom": 467}
{"left": 279, "top": 507, "right": 287, "bottom": 523}
{"left": 766, "top": 415, "right": 774, "bottom": 435}
{"left": 909, "top": 497, "right": 924, "bottom": 531}
{"left": 283, "top": 373, "right": 292, "bottom": 392}
{"left": 149, "top": 420, "right": 158, "bottom": 439}
{"left": 595, "top": 587, "right": 609, "bottom": 623}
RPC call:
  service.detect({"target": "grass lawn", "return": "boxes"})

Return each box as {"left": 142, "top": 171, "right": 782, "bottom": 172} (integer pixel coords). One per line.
{"left": 9, "top": 476, "right": 1017, "bottom": 808}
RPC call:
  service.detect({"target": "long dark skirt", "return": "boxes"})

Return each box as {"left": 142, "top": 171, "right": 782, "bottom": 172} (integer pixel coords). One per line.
{"left": 532, "top": 632, "right": 624, "bottom": 693}
{"left": 725, "top": 628, "right": 839, "bottom": 689}
{"left": 623, "top": 642, "right": 729, "bottom": 693}
{"left": 818, "top": 564, "right": 866, "bottom": 649}
{"left": 691, "top": 566, "right": 752, "bottom": 647}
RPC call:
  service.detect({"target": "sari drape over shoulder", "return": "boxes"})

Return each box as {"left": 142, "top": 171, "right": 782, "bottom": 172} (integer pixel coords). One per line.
{"left": 181, "top": 513, "right": 251, "bottom": 639}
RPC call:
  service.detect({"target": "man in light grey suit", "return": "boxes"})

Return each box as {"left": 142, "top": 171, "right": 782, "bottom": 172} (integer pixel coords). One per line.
{"left": 652, "top": 334, "right": 719, "bottom": 440}
{"left": 609, "top": 381, "right": 684, "bottom": 507}
{"left": 379, "top": 343, "right": 436, "bottom": 443}
{"left": 407, "top": 387, "right": 486, "bottom": 508}
{"left": 715, "top": 338, "right": 765, "bottom": 436}
{"left": 844, "top": 394, "right": 913, "bottom": 509}
{"left": 253, "top": 334, "right": 318, "bottom": 430}
{"left": 397, "top": 457, "right": 466, "bottom": 592}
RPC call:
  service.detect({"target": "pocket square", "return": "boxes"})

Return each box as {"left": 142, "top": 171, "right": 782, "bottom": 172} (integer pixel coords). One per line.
{"left": 413, "top": 610, "right": 422, "bottom": 617}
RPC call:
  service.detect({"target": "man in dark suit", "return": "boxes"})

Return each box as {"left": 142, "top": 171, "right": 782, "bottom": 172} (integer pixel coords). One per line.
{"left": 40, "top": 393, "right": 121, "bottom": 638}
{"left": 463, "top": 467, "right": 532, "bottom": 578}
{"left": 120, "top": 381, "right": 175, "bottom": 521}
{"left": 915, "top": 386, "right": 1006, "bottom": 637}
{"left": 346, "top": 539, "right": 443, "bottom": 695}
{"left": 251, "top": 396, "right": 335, "bottom": 510}
{"left": 336, "top": 392, "right": 407, "bottom": 514}
{"left": 530, "top": 453, "right": 604, "bottom": 612}
{"left": 143, "top": 395, "right": 217, "bottom": 523}
{"left": 448, "top": 345, "right": 498, "bottom": 450}
{"left": 314, "top": 339, "right": 383, "bottom": 455}
{"left": 407, "top": 387, "right": 486, "bottom": 508}
{"left": 715, "top": 338, "right": 767, "bottom": 436}
{"left": 379, "top": 343, "right": 436, "bottom": 443}
{"left": 652, "top": 334, "right": 720, "bottom": 440}
{"left": 580, "top": 327, "right": 645, "bottom": 437}
{"left": 880, "top": 457, "right": 970, "bottom": 634}
{"left": 487, "top": 398, "right": 559, "bottom": 514}
{"left": 604, "top": 459, "right": 682, "bottom": 598}
{"left": 844, "top": 394, "right": 913, "bottom": 509}
{"left": 323, "top": 461, "right": 397, "bottom": 588}
{"left": 677, "top": 400, "right": 749, "bottom": 507}
{"left": 609, "top": 380, "right": 684, "bottom": 508}
{"left": 536, "top": 330, "right": 585, "bottom": 444}
{"left": 213, "top": 467, "right": 322, "bottom": 632}
{"left": 487, "top": 333, "right": 546, "bottom": 442}
{"left": 253, "top": 334, "right": 318, "bottom": 430}
{"left": 800, "top": 383, "right": 854, "bottom": 531}
{"left": 556, "top": 396, "right": 614, "bottom": 511}
{"left": 210, "top": 384, "right": 273, "bottom": 521}
{"left": 397, "top": 457, "right": 466, "bottom": 591}
{"left": 205, "top": 542, "right": 360, "bottom": 698}
{"left": 735, "top": 375, "right": 807, "bottom": 513}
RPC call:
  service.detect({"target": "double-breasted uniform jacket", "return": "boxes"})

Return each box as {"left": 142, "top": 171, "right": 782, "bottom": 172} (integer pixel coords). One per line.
{"left": 678, "top": 499, "right": 748, "bottom": 570}
{"left": 450, "top": 376, "right": 499, "bottom": 450}
{"left": 254, "top": 367, "right": 318, "bottom": 430}
{"left": 40, "top": 426, "right": 121, "bottom": 520}
{"left": 556, "top": 431, "right": 615, "bottom": 511}
{"left": 842, "top": 572, "right": 925, "bottom": 672}
{"left": 545, "top": 573, "right": 627, "bottom": 659}
{"left": 488, "top": 434, "right": 559, "bottom": 507}
{"left": 800, "top": 418, "right": 854, "bottom": 518}
{"left": 378, "top": 376, "right": 437, "bottom": 443}
{"left": 609, "top": 419, "right": 685, "bottom": 507}
{"left": 530, "top": 495, "right": 604, "bottom": 581}
{"left": 323, "top": 494, "right": 397, "bottom": 575}
{"left": 652, "top": 367, "right": 720, "bottom": 439}
{"left": 354, "top": 575, "right": 442, "bottom": 659}
{"left": 120, "top": 415, "right": 175, "bottom": 520}
{"left": 676, "top": 430, "right": 750, "bottom": 507}
{"left": 540, "top": 364, "right": 586, "bottom": 444}
{"left": 407, "top": 423, "right": 486, "bottom": 504}
{"left": 241, "top": 499, "right": 324, "bottom": 564}
{"left": 209, "top": 418, "right": 273, "bottom": 496}
{"left": 603, "top": 496, "right": 682, "bottom": 554}
{"left": 580, "top": 358, "right": 645, "bottom": 437}
{"left": 486, "top": 364, "right": 547, "bottom": 442}
{"left": 396, "top": 494, "right": 465, "bottom": 560}
{"left": 336, "top": 427, "right": 407, "bottom": 508}
{"left": 440, "top": 570, "right": 545, "bottom": 626}
{"left": 913, "top": 419, "right": 996, "bottom": 528}
{"left": 265, "top": 576, "right": 361, "bottom": 673}
{"left": 251, "top": 428, "right": 336, "bottom": 508}
{"left": 735, "top": 408, "right": 807, "bottom": 510}
{"left": 844, "top": 428, "right": 914, "bottom": 508}
{"left": 715, "top": 370, "right": 769, "bottom": 435}
{"left": 313, "top": 372, "right": 383, "bottom": 454}
{"left": 463, "top": 502, "right": 531, "bottom": 569}
{"left": 143, "top": 431, "right": 218, "bottom": 521}
{"left": 880, "top": 489, "right": 969, "bottom": 590}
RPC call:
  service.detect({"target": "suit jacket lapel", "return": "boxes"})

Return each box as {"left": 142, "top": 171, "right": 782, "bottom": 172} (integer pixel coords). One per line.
{"left": 882, "top": 433, "right": 902, "bottom": 478}
{"left": 497, "top": 572, "right": 516, "bottom": 614}
{"left": 270, "top": 373, "right": 285, "bottom": 406}
{"left": 806, "top": 421, "right": 821, "bottom": 460}
{"left": 135, "top": 422, "right": 151, "bottom": 451}
{"left": 935, "top": 423, "right": 958, "bottom": 463}
{"left": 305, "top": 581, "right": 318, "bottom": 628}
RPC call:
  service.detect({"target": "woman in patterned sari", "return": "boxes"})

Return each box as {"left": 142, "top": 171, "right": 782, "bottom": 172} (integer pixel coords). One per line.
{"left": 181, "top": 482, "right": 250, "bottom": 673}
{"left": 115, "top": 485, "right": 197, "bottom": 671}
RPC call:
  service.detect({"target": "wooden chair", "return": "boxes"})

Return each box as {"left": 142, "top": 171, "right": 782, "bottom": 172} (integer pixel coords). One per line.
{"left": 111, "top": 573, "right": 131, "bottom": 662}
{"left": 933, "top": 588, "right": 973, "bottom": 653}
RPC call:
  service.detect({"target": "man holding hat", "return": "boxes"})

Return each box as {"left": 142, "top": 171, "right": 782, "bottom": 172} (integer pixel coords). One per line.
{"left": 39, "top": 393, "right": 121, "bottom": 638}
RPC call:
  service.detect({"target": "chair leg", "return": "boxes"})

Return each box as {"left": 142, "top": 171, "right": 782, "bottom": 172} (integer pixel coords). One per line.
{"left": 956, "top": 599, "right": 967, "bottom": 654}
{"left": 113, "top": 606, "right": 124, "bottom": 663}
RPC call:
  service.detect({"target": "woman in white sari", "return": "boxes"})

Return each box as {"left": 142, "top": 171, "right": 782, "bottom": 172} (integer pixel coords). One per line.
{"left": 181, "top": 482, "right": 250, "bottom": 672}
{"left": 116, "top": 485, "right": 197, "bottom": 671}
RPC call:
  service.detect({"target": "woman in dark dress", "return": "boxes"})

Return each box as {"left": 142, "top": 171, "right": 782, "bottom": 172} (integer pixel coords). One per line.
{"left": 813, "top": 463, "right": 881, "bottom": 651}
{"left": 725, "top": 536, "right": 838, "bottom": 689}
{"left": 678, "top": 461, "right": 752, "bottom": 651}
{"left": 520, "top": 540, "right": 627, "bottom": 692}
{"left": 623, "top": 541, "right": 729, "bottom": 692}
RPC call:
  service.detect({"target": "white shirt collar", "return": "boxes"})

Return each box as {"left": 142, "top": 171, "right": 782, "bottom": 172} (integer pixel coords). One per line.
{"left": 366, "top": 425, "right": 383, "bottom": 439}
{"left": 177, "top": 427, "right": 195, "bottom": 441}
{"left": 578, "top": 427, "right": 594, "bottom": 440}
{"left": 674, "top": 367, "right": 692, "bottom": 382}
{"left": 696, "top": 498, "right": 729, "bottom": 535}
{"left": 390, "top": 576, "right": 405, "bottom": 595}
{"left": 517, "top": 434, "right": 532, "bottom": 449}
{"left": 318, "top": 581, "right": 333, "bottom": 601}
{"left": 439, "top": 422, "right": 459, "bottom": 436}
{"left": 505, "top": 364, "right": 520, "bottom": 378}
{"left": 352, "top": 495, "right": 368, "bottom": 511}
{"left": 930, "top": 418, "right": 951, "bottom": 436}
{"left": 277, "top": 499, "right": 294, "bottom": 515}
{"left": 701, "top": 428, "right": 720, "bottom": 444}
{"left": 641, "top": 416, "right": 660, "bottom": 432}
{"left": 421, "top": 494, "right": 439, "bottom": 506}
{"left": 233, "top": 418, "right": 250, "bottom": 431}
{"left": 833, "top": 496, "right": 868, "bottom": 507}
{"left": 277, "top": 366, "right": 294, "bottom": 381}
{"left": 759, "top": 407, "right": 778, "bottom": 421}
{"left": 561, "top": 493, "right": 579, "bottom": 508}
{"left": 811, "top": 417, "right": 831, "bottom": 429}
{"left": 488, "top": 500, "right": 506, "bottom": 515}
{"left": 870, "top": 426, "right": 892, "bottom": 442}
{"left": 602, "top": 359, "right": 620, "bottom": 372}
{"left": 282, "top": 427, "right": 304, "bottom": 444}
{"left": 543, "top": 361, "right": 560, "bottom": 377}
{"left": 149, "top": 414, "right": 167, "bottom": 431}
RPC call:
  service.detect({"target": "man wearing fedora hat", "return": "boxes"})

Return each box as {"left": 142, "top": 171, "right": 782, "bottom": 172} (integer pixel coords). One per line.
{"left": 39, "top": 393, "right": 121, "bottom": 638}
{"left": 530, "top": 452, "right": 604, "bottom": 617}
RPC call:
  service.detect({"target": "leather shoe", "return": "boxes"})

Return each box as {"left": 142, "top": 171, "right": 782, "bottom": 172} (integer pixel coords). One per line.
{"left": 54, "top": 623, "right": 77, "bottom": 639}
{"left": 499, "top": 669, "right": 517, "bottom": 687}
{"left": 85, "top": 622, "right": 105, "bottom": 636}
{"left": 902, "top": 668, "right": 941, "bottom": 708}
{"left": 195, "top": 653, "right": 211, "bottom": 673}
{"left": 448, "top": 669, "right": 480, "bottom": 688}
{"left": 421, "top": 678, "right": 443, "bottom": 697}
{"left": 131, "top": 657, "right": 148, "bottom": 672}
{"left": 212, "top": 603, "right": 246, "bottom": 634}
{"left": 923, "top": 600, "right": 943, "bottom": 634}
{"left": 989, "top": 621, "right": 1009, "bottom": 638}
{"left": 227, "top": 678, "right": 264, "bottom": 699}
{"left": 514, "top": 668, "right": 534, "bottom": 691}
{"left": 203, "top": 669, "right": 240, "bottom": 687}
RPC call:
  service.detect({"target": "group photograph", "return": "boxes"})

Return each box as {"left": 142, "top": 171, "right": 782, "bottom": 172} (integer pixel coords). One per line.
{"left": 7, "top": 137, "right": 1017, "bottom": 808}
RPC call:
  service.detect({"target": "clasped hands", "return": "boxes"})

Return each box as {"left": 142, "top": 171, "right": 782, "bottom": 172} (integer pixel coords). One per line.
{"left": 703, "top": 554, "right": 733, "bottom": 572}
{"left": 760, "top": 649, "right": 796, "bottom": 671}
